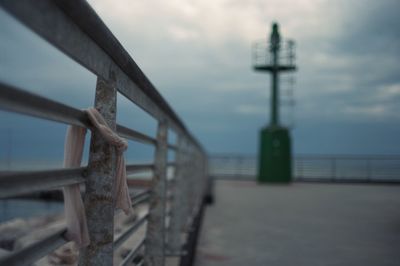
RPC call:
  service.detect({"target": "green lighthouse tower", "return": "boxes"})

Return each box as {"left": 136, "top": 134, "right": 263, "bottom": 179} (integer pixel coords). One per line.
{"left": 253, "top": 23, "right": 297, "bottom": 183}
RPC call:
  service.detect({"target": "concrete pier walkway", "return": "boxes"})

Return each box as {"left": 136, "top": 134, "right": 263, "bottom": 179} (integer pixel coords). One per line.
{"left": 196, "top": 180, "right": 400, "bottom": 266}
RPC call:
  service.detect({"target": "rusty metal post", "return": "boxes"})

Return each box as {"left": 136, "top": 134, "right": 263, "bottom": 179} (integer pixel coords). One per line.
{"left": 145, "top": 120, "right": 168, "bottom": 266}
{"left": 167, "top": 135, "right": 184, "bottom": 254}
{"left": 79, "top": 76, "right": 117, "bottom": 266}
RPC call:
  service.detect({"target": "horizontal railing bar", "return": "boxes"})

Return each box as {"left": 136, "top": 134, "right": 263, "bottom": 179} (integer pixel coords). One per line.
{"left": 167, "top": 144, "right": 178, "bottom": 151}
{"left": 0, "top": 227, "right": 68, "bottom": 266}
{"left": 114, "top": 213, "right": 149, "bottom": 249}
{"left": 127, "top": 179, "right": 152, "bottom": 188}
{"left": 117, "top": 125, "right": 156, "bottom": 145}
{"left": 132, "top": 195, "right": 150, "bottom": 208}
{"left": 114, "top": 192, "right": 150, "bottom": 217}
{"left": 126, "top": 164, "right": 154, "bottom": 175}
{"left": 167, "top": 162, "right": 176, "bottom": 167}
{"left": 119, "top": 238, "right": 145, "bottom": 266}
{"left": 0, "top": 81, "right": 89, "bottom": 127}
{"left": 0, "top": 167, "right": 86, "bottom": 199}
{"left": 136, "top": 260, "right": 144, "bottom": 266}
{"left": 131, "top": 189, "right": 151, "bottom": 202}
{"left": 115, "top": 193, "right": 150, "bottom": 217}
{"left": 0, "top": 82, "right": 155, "bottom": 147}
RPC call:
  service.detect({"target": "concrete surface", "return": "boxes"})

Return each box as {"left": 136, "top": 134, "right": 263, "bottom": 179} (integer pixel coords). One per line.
{"left": 196, "top": 180, "right": 400, "bottom": 266}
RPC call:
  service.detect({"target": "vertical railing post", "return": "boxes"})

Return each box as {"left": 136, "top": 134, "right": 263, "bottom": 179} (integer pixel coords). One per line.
{"left": 145, "top": 120, "right": 168, "bottom": 266}
{"left": 192, "top": 152, "right": 200, "bottom": 215}
{"left": 300, "top": 157, "right": 304, "bottom": 180}
{"left": 79, "top": 76, "right": 117, "bottom": 266}
{"left": 167, "top": 135, "right": 184, "bottom": 255}
{"left": 202, "top": 152, "right": 208, "bottom": 200}
{"left": 193, "top": 150, "right": 204, "bottom": 217}
{"left": 196, "top": 151, "right": 206, "bottom": 210}
{"left": 187, "top": 148, "right": 196, "bottom": 223}
{"left": 178, "top": 148, "right": 206, "bottom": 266}
{"left": 204, "top": 154, "right": 208, "bottom": 189}
{"left": 181, "top": 140, "right": 191, "bottom": 232}
{"left": 331, "top": 158, "right": 336, "bottom": 181}
{"left": 184, "top": 146, "right": 196, "bottom": 231}
{"left": 366, "top": 159, "right": 371, "bottom": 181}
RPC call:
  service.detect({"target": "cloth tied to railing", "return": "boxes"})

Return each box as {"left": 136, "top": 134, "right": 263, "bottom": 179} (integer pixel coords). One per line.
{"left": 86, "top": 107, "right": 132, "bottom": 213}
{"left": 63, "top": 126, "right": 89, "bottom": 247}
{"left": 62, "top": 107, "right": 132, "bottom": 247}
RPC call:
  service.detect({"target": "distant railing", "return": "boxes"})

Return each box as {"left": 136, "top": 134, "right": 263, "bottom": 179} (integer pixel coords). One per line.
{"left": 295, "top": 155, "right": 400, "bottom": 182}
{"left": 210, "top": 154, "right": 400, "bottom": 183}
{"left": 210, "top": 155, "right": 257, "bottom": 179}
{"left": 0, "top": 1, "right": 207, "bottom": 266}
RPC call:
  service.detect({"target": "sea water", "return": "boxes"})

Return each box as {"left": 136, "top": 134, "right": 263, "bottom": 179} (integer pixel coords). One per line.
{"left": 0, "top": 199, "right": 63, "bottom": 223}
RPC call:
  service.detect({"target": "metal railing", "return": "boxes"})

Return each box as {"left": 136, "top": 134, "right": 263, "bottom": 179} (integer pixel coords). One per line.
{"left": 0, "top": 1, "right": 208, "bottom": 266}
{"left": 210, "top": 155, "right": 257, "bottom": 179}
{"left": 295, "top": 155, "right": 400, "bottom": 182}
{"left": 210, "top": 154, "right": 400, "bottom": 183}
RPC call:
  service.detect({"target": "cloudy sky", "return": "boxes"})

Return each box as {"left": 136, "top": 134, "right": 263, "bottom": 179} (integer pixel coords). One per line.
{"left": 0, "top": 0, "right": 400, "bottom": 168}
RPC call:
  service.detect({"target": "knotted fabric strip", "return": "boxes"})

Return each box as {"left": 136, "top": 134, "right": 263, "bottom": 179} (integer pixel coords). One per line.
{"left": 63, "top": 126, "right": 90, "bottom": 247}
{"left": 86, "top": 107, "right": 132, "bottom": 214}
{"left": 62, "top": 107, "right": 132, "bottom": 247}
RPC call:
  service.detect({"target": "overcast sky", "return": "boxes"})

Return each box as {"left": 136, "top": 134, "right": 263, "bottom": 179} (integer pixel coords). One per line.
{"left": 0, "top": 0, "right": 400, "bottom": 168}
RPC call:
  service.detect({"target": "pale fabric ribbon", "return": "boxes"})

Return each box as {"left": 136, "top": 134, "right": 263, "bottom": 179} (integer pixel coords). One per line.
{"left": 62, "top": 107, "right": 132, "bottom": 247}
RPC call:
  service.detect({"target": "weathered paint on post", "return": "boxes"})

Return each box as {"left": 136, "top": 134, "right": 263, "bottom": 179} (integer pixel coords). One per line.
{"left": 79, "top": 76, "right": 117, "bottom": 266}
{"left": 167, "top": 135, "right": 185, "bottom": 254}
{"left": 145, "top": 121, "right": 168, "bottom": 266}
